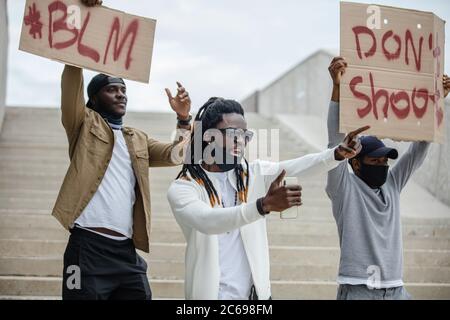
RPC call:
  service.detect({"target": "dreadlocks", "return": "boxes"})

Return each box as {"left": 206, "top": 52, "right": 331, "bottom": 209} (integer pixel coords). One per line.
{"left": 176, "top": 97, "right": 250, "bottom": 207}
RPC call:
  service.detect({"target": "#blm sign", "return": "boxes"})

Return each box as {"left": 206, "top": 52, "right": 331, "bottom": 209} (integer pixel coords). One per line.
{"left": 340, "top": 2, "right": 445, "bottom": 142}
{"left": 19, "top": 0, "right": 156, "bottom": 83}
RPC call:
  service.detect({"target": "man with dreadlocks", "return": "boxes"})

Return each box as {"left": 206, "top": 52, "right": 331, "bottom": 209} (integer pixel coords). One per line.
{"left": 53, "top": 0, "right": 192, "bottom": 300}
{"left": 167, "top": 97, "right": 369, "bottom": 300}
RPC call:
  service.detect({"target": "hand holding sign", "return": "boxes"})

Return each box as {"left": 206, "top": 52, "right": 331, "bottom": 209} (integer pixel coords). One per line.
{"left": 328, "top": 56, "right": 348, "bottom": 86}
{"left": 329, "top": 56, "right": 348, "bottom": 102}
{"left": 335, "top": 125, "right": 371, "bottom": 160}
{"left": 81, "top": 0, "right": 102, "bottom": 6}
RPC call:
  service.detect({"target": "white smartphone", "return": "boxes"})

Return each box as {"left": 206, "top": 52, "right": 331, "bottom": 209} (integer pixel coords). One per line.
{"left": 280, "top": 176, "right": 299, "bottom": 219}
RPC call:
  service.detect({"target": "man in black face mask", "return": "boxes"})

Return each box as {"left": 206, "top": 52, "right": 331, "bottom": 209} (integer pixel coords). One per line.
{"left": 350, "top": 136, "right": 399, "bottom": 189}
{"left": 326, "top": 57, "right": 450, "bottom": 300}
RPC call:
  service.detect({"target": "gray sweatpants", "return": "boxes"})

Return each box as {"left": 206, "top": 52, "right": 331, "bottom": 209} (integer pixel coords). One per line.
{"left": 337, "top": 284, "right": 412, "bottom": 300}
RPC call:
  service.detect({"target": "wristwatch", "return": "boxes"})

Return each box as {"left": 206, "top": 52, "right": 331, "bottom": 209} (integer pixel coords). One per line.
{"left": 257, "top": 197, "right": 270, "bottom": 216}
{"left": 177, "top": 114, "right": 192, "bottom": 126}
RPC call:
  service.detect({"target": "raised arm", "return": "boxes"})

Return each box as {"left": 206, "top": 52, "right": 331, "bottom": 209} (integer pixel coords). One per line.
{"left": 390, "top": 141, "right": 430, "bottom": 192}
{"left": 326, "top": 57, "right": 360, "bottom": 199}
{"left": 146, "top": 82, "right": 192, "bottom": 167}
{"left": 61, "top": 0, "right": 102, "bottom": 148}
{"left": 328, "top": 56, "right": 347, "bottom": 147}
{"left": 61, "top": 65, "right": 86, "bottom": 151}
{"left": 326, "top": 100, "right": 349, "bottom": 199}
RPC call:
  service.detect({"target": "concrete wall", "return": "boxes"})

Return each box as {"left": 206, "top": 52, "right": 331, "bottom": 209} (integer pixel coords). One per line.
{"left": 243, "top": 50, "right": 335, "bottom": 119}
{"left": 0, "top": 0, "right": 8, "bottom": 133}
{"left": 242, "top": 49, "right": 450, "bottom": 206}
{"left": 415, "top": 102, "right": 450, "bottom": 206}
{"left": 240, "top": 90, "right": 259, "bottom": 113}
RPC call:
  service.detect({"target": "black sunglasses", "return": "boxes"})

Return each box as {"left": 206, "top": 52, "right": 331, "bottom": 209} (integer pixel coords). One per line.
{"left": 217, "top": 128, "right": 254, "bottom": 143}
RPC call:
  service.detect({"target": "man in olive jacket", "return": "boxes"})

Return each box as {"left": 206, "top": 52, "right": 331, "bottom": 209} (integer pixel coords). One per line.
{"left": 54, "top": 60, "right": 191, "bottom": 299}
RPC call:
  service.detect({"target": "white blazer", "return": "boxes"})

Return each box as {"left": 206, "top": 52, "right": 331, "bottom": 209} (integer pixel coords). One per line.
{"left": 167, "top": 148, "right": 341, "bottom": 300}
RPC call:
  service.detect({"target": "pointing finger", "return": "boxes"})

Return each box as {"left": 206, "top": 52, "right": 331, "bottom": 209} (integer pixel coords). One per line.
{"left": 349, "top": 125, "right": 371, "bottom": 138}
{"left": 165, "top": 88, "right": 173, "bottom": 100}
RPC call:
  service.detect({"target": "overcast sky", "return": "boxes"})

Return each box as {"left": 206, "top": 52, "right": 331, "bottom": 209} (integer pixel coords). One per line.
{"left": 6, "top": 0, "right": 450, "bottom": 112}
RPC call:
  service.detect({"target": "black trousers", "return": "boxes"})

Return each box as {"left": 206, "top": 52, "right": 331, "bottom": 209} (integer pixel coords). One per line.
{"left": 62, "top": 227, "right": 152, "bottom": 300}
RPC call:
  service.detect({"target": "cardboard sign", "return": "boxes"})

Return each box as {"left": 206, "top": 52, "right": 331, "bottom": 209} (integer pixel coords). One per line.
{"left": 340, "top": 2, "right": 445, "bottom": 142}
{"left": 19, "top": 0, "right": 156, "bottom": 83}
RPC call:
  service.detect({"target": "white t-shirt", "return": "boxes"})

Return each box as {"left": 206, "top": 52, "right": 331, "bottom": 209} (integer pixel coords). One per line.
{"left": 74, "top": 126, "right": 136, "bottom": 239}
{"left": 208, "top": 171, "right": 253, "bottom": 300}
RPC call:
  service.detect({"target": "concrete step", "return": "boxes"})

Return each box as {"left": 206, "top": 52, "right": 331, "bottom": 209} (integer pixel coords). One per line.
{"left": 2, "top": 107, "right": 449, "bottom": 300}
{"left": 0, "top": 200, "right": 175, "bottom": 213}
{"left": 1, "top": 215, "right": 449, "bottom": 249}
{"left": 0, "top": 165, "right": 324, "bottom": 181}
{"left": 1, "top": 125, "right": 290, "bottom": 139}
{"left": 2, "top": 112, "right": 270, "bottom": 125}
{"left": 0, "top": 182, "right": 178, "bottom": 196}
{"left": 0, "top": 106, "right": 256, "bottom": 119}
{"left": 1, "top": 207, "right": 447, "bottom": 224}
{"left": 0, "top": 201, "right": 333, "bottom": 218}
{"left": 0, "top": 182, "right": 326, "bottom": 198}
{"left": 1, "top": 126, "right": 178, "bottom": 136}
{"left": 0, "top": 139, "right": 276, "bottom": 151}
{"left": 0, "top": 191, "right": 333, "bottom": 207}
{"left": 2, "top": 213, "right": 449, "bottom": 234}
{"left": 0, "top": 147, "right": 68, "bottom": 158}
{"left": 0, "top": 276, "right": 183, "bottom": 299}
{"left": 2, "top": 207, "right": 449, "bottom": 228}
{"left": 1, "top": 123, "right": 286, "bottom": 137}
{"left": 2, "top": 226, "right": 448, "bottom": 250}
{"left": 0, "top": 295, "right": 61, "bottom": 300}
{"left": 0, "top": 209, "right": 338, "bottom": 224}
{"left": 0, "top": 155, "right": 69, "bottom": 163}
{"left": 1, "top": 276, "right": 449, "bottom": 299}
{"left": 1, "top": 240, "right": 449, "bottom": 267}
{"left": 0, "top": 142, "right": 68, "bottom": 149}
{"left": 0, "top": 208, "right": 175, "bottom": 219}
{"left": 2, "top": 256, "right": 449, "bottom": 283}
{"left": 0, "top": 171, "right": 179, "bottom": 182}
{"left": 0, "top": 145, "right": 303, "bottom": 161}
{"left": 0, "top": 181, "right": 183, "bottom": 195}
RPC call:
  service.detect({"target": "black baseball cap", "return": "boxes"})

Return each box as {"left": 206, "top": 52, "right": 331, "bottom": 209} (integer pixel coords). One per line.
{"left": 357, "top": 136, "right": 398, "bottom": 159}
{"left": 86, "top": 73, "right": 125, "bottom": 108}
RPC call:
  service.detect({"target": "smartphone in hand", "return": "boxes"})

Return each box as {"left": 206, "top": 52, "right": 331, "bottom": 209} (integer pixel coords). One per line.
{"left": 280, "top": 177, "right": 300, "bottom": 219}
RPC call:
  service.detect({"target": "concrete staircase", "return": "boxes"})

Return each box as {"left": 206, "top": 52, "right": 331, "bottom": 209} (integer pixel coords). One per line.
{"left": 0, "top": 106, "right": 449, "bottom": 299}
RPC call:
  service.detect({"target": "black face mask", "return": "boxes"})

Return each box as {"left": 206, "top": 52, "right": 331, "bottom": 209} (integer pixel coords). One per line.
{"left": 359, "top": 162, "right": 389, "bottom": 188}
{"left": 214, "top": 147, "right": 242, "bottom": 172}
{"left": 97, "top": 109, "right": 123, "bottom": 126}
